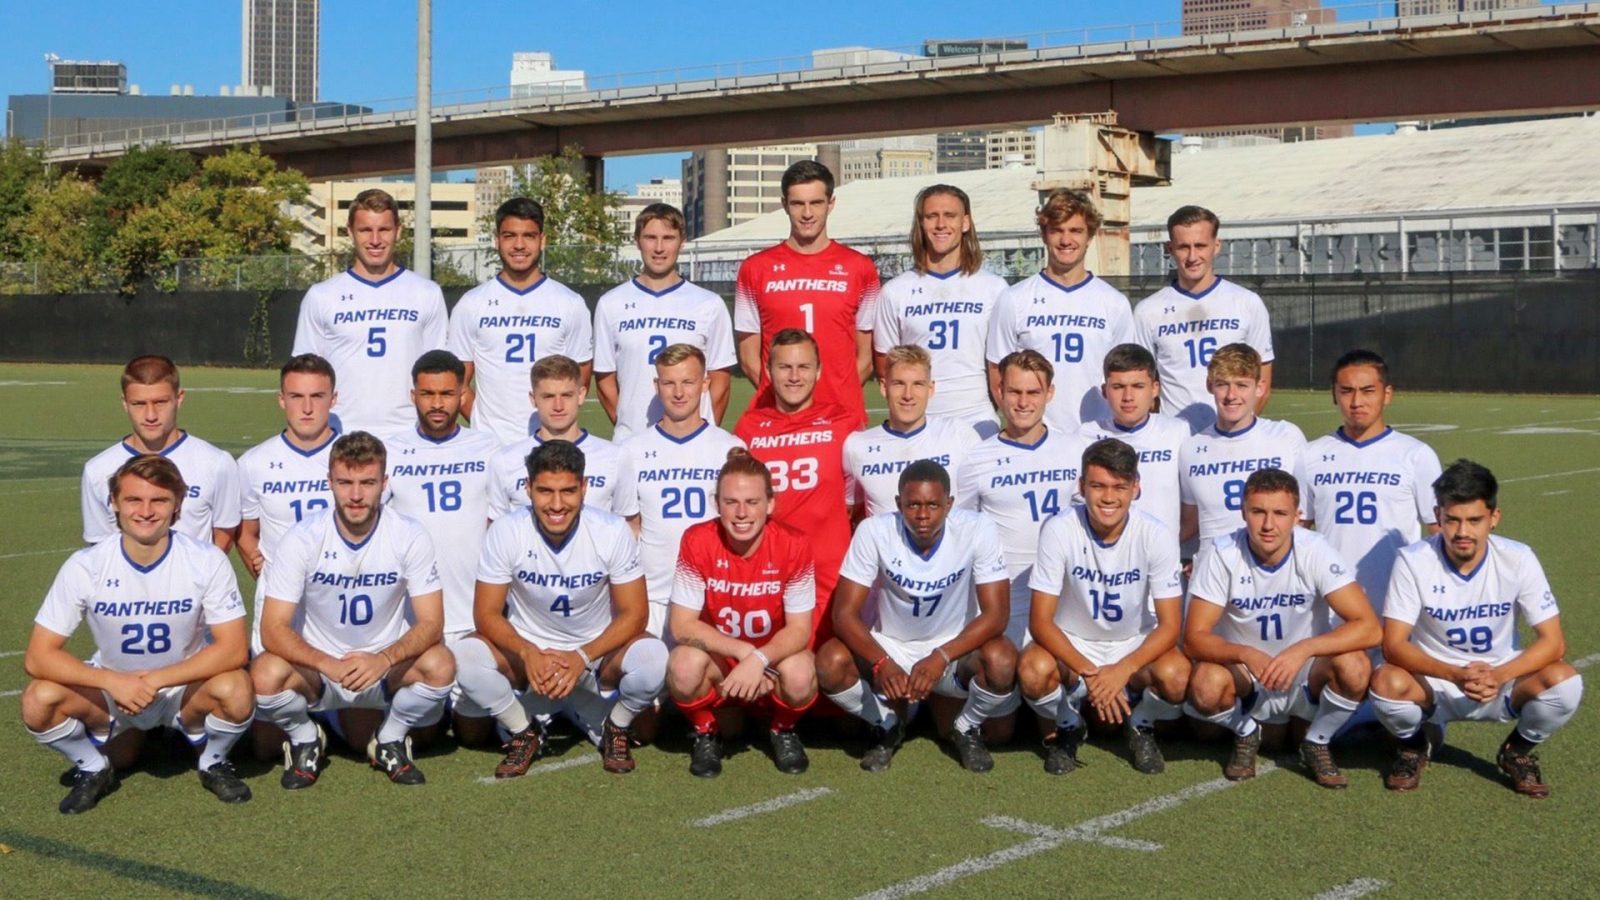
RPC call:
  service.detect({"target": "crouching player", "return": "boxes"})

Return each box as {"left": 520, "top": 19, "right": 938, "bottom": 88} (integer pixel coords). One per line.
{"left": 1020, "top": 439, "right": 1188, "bottom": 776}
{"left": 1185, "top": 468, "right": 1380, "bottom": 787}
{"left": 1371, "top": 459, "right": 1583, "bottom": 797}
{"left": 668, "top": 448, "right": 819, "bottom": 778}
{"left": 252, "top": 432, "right": 456, "bottom": 788}
{"left": 457, "top": 440, "right": 667, "bottom": 777}
{"left": 818, "top": 460, "right": 1015, "bottom": 773}
{"left": 23, "top": 455, "right": 253, "bottom": 813}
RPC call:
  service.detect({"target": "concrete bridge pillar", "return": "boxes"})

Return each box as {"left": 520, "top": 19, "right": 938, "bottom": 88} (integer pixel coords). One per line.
{"left": 1032, "top": 113, "right": 1171, "bottom": 277}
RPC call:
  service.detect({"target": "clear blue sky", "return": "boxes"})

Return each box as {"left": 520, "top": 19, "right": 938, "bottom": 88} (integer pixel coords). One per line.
{"left": 4, "top": 1, "right": 1364, "bottom": 189}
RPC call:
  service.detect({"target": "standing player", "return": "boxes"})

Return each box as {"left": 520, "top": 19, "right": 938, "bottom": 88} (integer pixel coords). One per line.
{"left": 957, "top": 350, "right": 1084, "bottom": 647}
{"left": 449, "top": 197, "right": 595, "bottom": 444}
{"left": 292, "top": 188, "right": 447, "bottom": 435}
{"left": 1133, "top": 205, "right": 1275, "bottom": 432}
{"left": 489, "top": 354, "right": 638, "bottom": 522}
{"left": 1185, "top": 469, "right": 1380, "bottom": 788}
{"left": 23, "top": 455, "right": 253, "bottom": 813}
{"left": 455, "top": 440, "right": 666, "bottom": 776}
{"left": 735, "top": 329, "right": 855, "bottom": 644}
{"left": 594, "top": 203, "right": 735, "bottom": 440}
{"left": 845, "top": 344, "right": 982, "bottom": 519}
{"left": 986, "top": 189, "right": 1135, "bottom": 432}
{"left": 622, "top": 344, "right": 745, "bottom": 637}
{"left": 81, "top": 355, "right": 241, "bottom": 551}
{"left": 252, "top": 432, "right": 455, "bottom": 788}
{"left": 734, "top": 160, "right": 880, "bottom": 427}
{"left": 1180, "top": 343, "right": 1306, "bottom": 545}
{"left": 873, "top": 185, "right": 1007, "bottom": 431}
{"left": 1079, "top": 344, "right": 1189, "bottom": 539}
{"left": 1301, "top": 349, "right": 1442, "bottom": 614}
{"left": 819, "top": 461, "right": 1016, "bottom": 773}
{"left": 1371, "top": 460, "right": 1583, "bottom": 797}
{"left": 1019, "top": 439, "right": 1188, "bottom": 776}
{"left": 668, "top": 449, "right": 819, "bottom": 777}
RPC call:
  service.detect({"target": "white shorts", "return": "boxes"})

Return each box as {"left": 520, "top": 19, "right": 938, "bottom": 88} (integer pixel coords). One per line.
{"left": 1244, "top": 658, "right": 1317, "bottom": 724}
{"left": 1004, "top": 575, "right": 1032, "bottom": 648}
{"left": 872, "top": 631, "right": 966, "bottom": 699}
{"left": 647, "top": 602, "right": 670, "bottom": 645}
{"left": 98, "top": 683, "right": 191, "bottom": 742}
{"left": 1064, "top": 631, "right": 1148, "bottom": 669}
{"left": 518, "top": 662, "right": 616, "bottom": 745}
{"left": 249, "top": 577, "right": 306, "bottom": 658}
{"left": 1424, "top": 674, "right": 1517, "bottom": 725}
{"left": 310, "top": 676, "right": 389, "bottom": 714}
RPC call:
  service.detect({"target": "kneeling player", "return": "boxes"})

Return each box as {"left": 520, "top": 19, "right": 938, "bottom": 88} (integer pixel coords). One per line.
{"left": 818, "top": 460, "right": 1015, "bottom": 773}
{"left": 252, "top": 432, "right": 457, "bottom": 788}
{"left": 1371, "top": 459, "right": 1583, "bottom": 798}
{"left": 1020, "top": 439, "right": 1188, "bottom": 776}
{"left": 457, "top": 440, "right": 667, "bottom": 776}
{"left": 1185, "top": 468, "right": 1380, "bottom": 787}
{"left": 668, "top": 448, "right": 819, "bottom": 777}
{"left": 23, "top": 456, "right": 253, "bottom": 813}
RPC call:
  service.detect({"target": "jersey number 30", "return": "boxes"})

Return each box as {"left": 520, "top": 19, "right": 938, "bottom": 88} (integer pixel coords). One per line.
{"left": 716, "top": 607, "right": 773, "bottom": 639}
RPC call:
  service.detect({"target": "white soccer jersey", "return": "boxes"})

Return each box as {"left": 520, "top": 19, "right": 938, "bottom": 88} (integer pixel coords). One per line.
{"left": 874, "top": 268, "right": 1008, "bottom": 424}
{"left": 592, "top": 278, "right": 735, "bottom": 441}
{"left": 1189, "top": 527, "right": 1355, "bottom": 656}
{"left": 955, "top": 428, "right": 1086, "bottom": 580}
{"left": 238, "top": 432, "right": 336, "bottom": 565}
{"left": 843, "top": 416, "right": 983, "bottom": 518}
{"left": 381, "top": 426, "right": 500, "bottom": 636}
{"left": 1386, "top": 534, "right": 1559, "bottom": 667}
{"left": 81, "top": 433, "right": 242, "bottom": 545}
{"left": 36, "top": 533, "right": 245, "bottom": 672}
{"left": 262, "top": 508, "right": 440, "bottom": 658}
{"left": 488, "top": 430, "right": 639, "bottom": 521}
{"left": 477, "top": 507, "right": 643, "bottom": 650}
{"left": 1079, "top": 414, "right": 1189, "bottom": 540}
{"left": 292, "top": 267, "right": 448, "bottom": 436}
{"left": 622, "top": 422, "right": 746, "bottom": 605}
{"left": 1302, "top": 427, "right": 1442, "bottom": 613}
{"left": 1132, "top": 279, "right": 1275, "bottom": 433}
{"left": 1180, "top": 417, "right": 1307, "bottom": 542}
{"left": 986, "top": 272, "right": 1135, "bottom": 432}
{"left": 1031, "top": 507, "right": 1183, "bottom": 643}
{"left": 839, "top": 509, "right": 1009, "bottom": 646}
{"left": 448, "top": 274, "right": 595, "bottom": 445}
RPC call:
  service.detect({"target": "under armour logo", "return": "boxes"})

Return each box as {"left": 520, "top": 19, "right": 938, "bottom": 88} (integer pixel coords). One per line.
{"left": 1322, "top": 454, "right": 1336, "bottom": 462}
{"left": 323, "top": 551, "right": 339, "bottom": 560}
{"left": 1239, "top": 575, "right": 1253, "bottom": 584}
{"left": 402, "top": 448, "right": 417, "bottom": 455}
{"left": 105, "top": 578, "right": 119, "bottom": 587}
{"left": 487, "top": 297, "right": 501, "bottom": 307}
{"left": 868, "top": 445, "right": 882, "bottom": 454}
{"left": 624, "top": 302, "right": 637, "bottom": 310}
{"left": 1193, "top": 445, "right": 1209, "bottom": 454}
{"left": 645, "top": 450, "right": 659, "bottom": 459}
{"left": 772, "top": 263, "right": 786, "bottom": 272}
{"left": 1163, "top": 305, "right": 1176, "bottom": 315}
{"left": 715, "top": 558, "right": 729, "bottom": 569}
{"left": 759, "top": 421, "right": 773, "bottom": 429}
{"left": 340, "top": 293, "right": 355, "bottom": 302}
{"left": 1432, "top": 585, "right": 1446, "bottom": 594}
{"left": 527, "top": 550, "right": 534, "bottom": 558}
{"left": 892, "top": 558, "right": 903, "bottom": 567}
{"left": 269, "top": 461, "right": 285, "bottom": 470}
{"left": 996, "top": 457, "right": 1011, "bottom": 467}
{"left": 911, "top": 287, "right": 924, "bottom": 295}
{"left": 1032, "top": 297, "right": 1047, "bottom": 305}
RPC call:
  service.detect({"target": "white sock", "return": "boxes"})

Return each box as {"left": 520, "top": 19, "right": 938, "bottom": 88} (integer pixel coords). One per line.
{"left": 1517, "top": 675, "right": 1584, "bottom": 744}
{"left": 1025, "top": 685, "right": 1062, "bottom": 722}
{"left": 1369, "top": 690, "right": 1424, "bottom": 740}
{"left": 198, "top": 713, "right": 252, "bottom": 772}
{"left": 825, "top": 679, "right": 891, "bottom": 728}
{"left": 455, "top": 637, "right": 530, "bottom": 733}
{"left": 1306, "top": 686, "right": 1362, "bottom": 745}
{"left": 1130, "top": 691, "right": 1181, "bottom": 730}
{"left": 255, "top": 689, "right": 318, "bottom": 745}
{"left": 953, "top": 682, "right": 1011, "bottom": 734}
{"left": 30, "top": 718, "right": 109, "bottom": 774}
{"left": 609, "top": 638, "right": 668, "bottom": 728}
{"left": 1058, "top": 679, "right": 1088, "bottom": 731}
{"left": 377, "top": 681, "right": 453, "bottom": 744}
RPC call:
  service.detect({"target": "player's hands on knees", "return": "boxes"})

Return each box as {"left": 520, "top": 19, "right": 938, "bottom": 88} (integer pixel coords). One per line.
{"left": 542, "top": 650, "right": 582, "bottom": 700}
{"left": 721, "top": 655, "right": 769, "bottom": 702}
{"left": 106, "top": 671, "right": 157, "bottom": 714}
{"left": 1085, "top": 663, "right": 1134, "bottom": 722}
{"left": 340, "top": 651, "right": 391, "bottom": 693}
{"left": 1259, "top": 644, "right": 1311, "bottom": 693}
{"left": 907, "top": 654, "right": 946, "bottom": 701}
{"left": 1460, "top": 661, "right": 1500, "bottom": 701}
{"left": 1239, "top": 648, "right": 1275, "bottom": 685}
{"left": 874, "top": 659, "right": 911, "bottom": 701}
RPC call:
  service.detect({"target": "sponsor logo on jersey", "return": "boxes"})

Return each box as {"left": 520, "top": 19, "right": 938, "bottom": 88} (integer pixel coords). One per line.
{"left": 92, "top": 598, "right": 194, "bottom": 616}
{"left": 333, "top": 308, "right": 420, "bottom": 325}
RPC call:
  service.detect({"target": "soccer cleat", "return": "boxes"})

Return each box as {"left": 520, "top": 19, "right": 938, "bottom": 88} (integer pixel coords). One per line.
{"left": 1224, "top": 727, "right": 1262, "bottom": 781}
{"left": 199, "top": 762, "right": 253, "bottom": 804}
{"left": 58, "top": 766, "right": 118, "bottom": 815}
{"left": 279, "top": 727, "right": 326, "bottom": 790}
{"left": 1043, "top": 724, "right": 1087, "bottom": 776}
{"left": 601, "top": 720, "right": 636, "bottom": 774}
{"left": 368, "top": 736, "right": 426, "bottom": 785}
{"left": 1298, "top": 740, "right": 1348, "bottom": 789}
{"left": 860, "top": 717, "right": 906, "bottom": 773}
{"left": 1386, "top": 734, "right": 1429, "bottom": 792}
{"left": 769, "top": 729, "right": 809, "bottom": 775}
{"left": 1127, "top": 723, "right": 1165, "bottom": 775}
{"left": 494, "top": 724, "right": 546, "bottom": 779}
{"left": 1497, "top": 735, "right": 1550, "bottom": 799}
{"left": 689, "top": 730, "right": 723, "bottom": 778}
{"left": 950, "top": 727, "right": 994, "bottom": 774}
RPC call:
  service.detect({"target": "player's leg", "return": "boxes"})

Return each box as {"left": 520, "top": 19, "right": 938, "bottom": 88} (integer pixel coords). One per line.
{"left": 668, "top": 644, "right": 728, "bottom": 777}
{"left": 594, "top": 634, "right": 668, "bottom": 773}
{"left": 1018, "top": 644, "right": 1086, "bottom": 774}
{"left": 1186, "top": 661, "right": 1260, "bottom": 780}
{"left": 943, "top": 636, "right": 1018, "bottom": 773}
{"left": 1368, "top": 663, "right": 1438, "bottom": 791}
{"left": 817, "top": 637, "right": 906, "bottom": 772}
{"left": 1500, "top": 661, "right": 1584, "bottom": 798}
{"left": 368, "top": 644, "right": 457, "bottom": 785}
{"left": 21, "top": 679, "right": 122, "bottom": 814}
{"left": 767, "top": 650, "right": 818, "bottom": 775}
{"left": 455, "top": 635, "right": 544, "bottom": 776}
{"left": 250, "top": 652, "right": 327, "bottom": 789}
{"left": 1124, "top": 648, "right": 1191, "bottom": 775}
{"left": 1299, "top": 650, "right": 1372, "bottom": 789}
{"left": 176, "top": 669, "right": 255, "bottom": 803}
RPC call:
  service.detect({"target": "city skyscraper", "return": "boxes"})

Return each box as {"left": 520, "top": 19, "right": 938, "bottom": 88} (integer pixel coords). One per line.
{"left": 241, "top": 0, "right": 319, "bottom": 103}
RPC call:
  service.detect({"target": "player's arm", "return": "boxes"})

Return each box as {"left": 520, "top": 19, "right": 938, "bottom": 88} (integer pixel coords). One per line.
{"left": 1259, "top": 582, "right": 1379, "bottom": 692}
{"left": 1179, "top": 503, "right": 1199, "bottom": 544}
{"left": 143, "top": 618, "right": 249, "bottom": 690}
{"left": 1491, "top": 615, "right": 1567, "bottom": 689}
{"left": 985, "top": 361, "right": 1002, "bottom": 410}
{"left": 473, "top": 578, "right": 545, "bottom": 678}
{"left": 872, "top": 349, "right": 888, "bottom": 383}
{"left": 23, "top": 623, "right": 158, "bottom": 714}
{"left": 1183, "top": 597, "right": 1270, "bottom": 674}
{"left": 855, "top": 330, "right": 873, "bottom": 384}
{"left": 830, "top": 577, "right": 890, "bottom": 671}
{"left": 1256, "top": 362, "right": 1274, "bottom": 413}
{"left": 736, "top": 331, "right": 762, "bottom": 385}
{"left": 236, "top": 518, "right": 264, "bottom": 578}
{"left": 1028, "top": 589, "right": 1100, "bottom": 677}
{"left": 939, "top": 577, "right": 1008, "bottom": 662}
{"left": 584, "top": 576, "right": 649, "bottom": 666}
{"left": 211, "top": 526, "right": 238, "bottom": 554}
{"left": 1380, "top": 618, "right": 1468, "bottom": 683}
{"left": 708, "top": 369, "right": 732, "bottom": 426}
{"left": 460, "top": 361, "right": 477, "bottom": 421}
{"left": 670, "top": 604, "right": 754, "bottom": 660}
{"left": 260, "top": 595, "right": 344, "bottom": 677}
{"left": 1121, "top": 596, "right": 1184, "bottom": 673}
{"left": 594, "top": 371, "right": 620, "bottom": 423}
{"left": 376, "top": 588, "right": 445, "bottom": 667}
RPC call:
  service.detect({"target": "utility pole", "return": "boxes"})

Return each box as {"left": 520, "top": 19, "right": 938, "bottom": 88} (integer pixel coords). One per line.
{"left": 414, "top": 0, "right": 432, "bottom": 279}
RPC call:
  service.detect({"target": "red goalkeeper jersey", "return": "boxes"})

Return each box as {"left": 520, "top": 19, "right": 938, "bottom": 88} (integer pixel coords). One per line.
{"left": 671, "top": 519, "right": 816, "bottom": 650}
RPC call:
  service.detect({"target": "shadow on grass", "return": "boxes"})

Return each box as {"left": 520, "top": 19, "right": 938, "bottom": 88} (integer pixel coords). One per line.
{"left": 0, "top": 828, "right": 286, "bottom": 899}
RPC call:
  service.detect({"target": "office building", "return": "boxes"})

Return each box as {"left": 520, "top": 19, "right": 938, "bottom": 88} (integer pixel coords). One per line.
{"left": 241, "top": 0, "right": 319, "bottom": 103}
{"left": 681, "top": 145, "right": 818, "bottom": 238}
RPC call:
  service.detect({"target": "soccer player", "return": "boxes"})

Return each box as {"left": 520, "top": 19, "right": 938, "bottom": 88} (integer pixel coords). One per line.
{"left": 818, "top": 461, "right": 1016, "bottom": 773}
{"left": 734, "top": 159, "right": 880, "bottom": 426}
{"left": 449, "top": 197, "right": 595, "bottom": 444}
{"left": 81, "top": 355, "right": 241, "bottom": 551}
{"left": 1019, "top": 439, "right": 1188, "bottom": 776}
{"left": 734, "top": 329, "right": 855, "bottom": 644}
{"left": 24, "top": 455, "right": 253, "bottom": 813}
{"left": 252, "top": 432, "right": 456, "bottom": 788}
{"left": 489, "top": 354, "right": 639, "bottom": 522}
{"left": 668, "top": 448, "right": 819, "bottom": 777}
{"left": 594, "top": 203, "right": 735, "bottom": 440}
{"left": 455, "top": 440, "right": 667, "bottom": 776}
{"left": 1185, "top": 468, "right": 1380, "bottom": 788}
{"left": 1180, "top": 343, "right": 1307, "bottom": 546}
{"left": 986, "top": 188, "right": 1135, "bottom": 432}
{"left": 292, "top": 188, "right": 447, "bottom": 435}
{"left": 1371, "top": 460, "right": 1583, "bottom": 798}
{"left": 1301, "top": 349, "right": 1442, "bottom": 614}
{"left": 1079, "top": 344, "right": 1189, "bottom": 540}
{"left": 957, "top": 350, "right": 1085, "bottom": 647}
{"left": 845, "top": 344, "right": 983, "bottom": 519}
{"left": 1133, "top": 205, "right": 1275, "bottom": 432}
{"left": 621, "top": 344, "right": 745, "bottom": 637}
{"left": 873, "top": 184, "right": 1007, "bottom": 431}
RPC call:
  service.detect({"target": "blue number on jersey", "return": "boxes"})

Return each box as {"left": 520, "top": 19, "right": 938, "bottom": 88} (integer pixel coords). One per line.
{"left": 1333, "top": 490, "right": 1378, "bottom": 525}
{"left": 1223, "top": 479, "right": 1246, "bottom": 511}
{"left": 119, "top": 622, "right": 172, "bottom": 655}
{"left": 1446, "top": 626, "right": 1493, "bottom": 654}
{"left": 289, "top": 497, "right": 329, "bottom": 522}
{"left": 647, "top": 334, "right": 668, "bottom": 364}
{"left": 366, "top": 326, "right": 387, "bottom": 358}
{"left": 422, "top": 480, "right": 463, "bottom": 512}
{"left": 1183, "top": 336, "right": 1217, "bottom": 369}
{"left": 1256, "top": 613, "right": 1283, "bottom": 642}
{"left": 661, "top": 486, "right": 707, "bottom": 519}
{"left": 909, "top": 593, "right": 943, "bottom": 618}
{"left": 1051, "top": 332, "right": 1084, "bottom": 363}
{"left": 1023, "top": 488, "right": 1061, "bottom": 522}
{"left": 927, "top": 319, "right": 960, "bottom": 350}
{"left": 505, "top": 333, "right": 537, "bottom": 364}
{"left": 339, "top": 593, "right": 374, "bottom": 626}
{"left": 1089, "top": 588, "right": 1123, "bottom": 622}
{"left": 549, "top": 594, "right": 572, "bottom": 617}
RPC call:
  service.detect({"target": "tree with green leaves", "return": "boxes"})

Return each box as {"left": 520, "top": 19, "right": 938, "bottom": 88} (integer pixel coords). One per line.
{"left": 0, "top": 141, "right": 47, "bottom": 263}
{"left": 20, "top": 171, "right": 102, "bottom": 293}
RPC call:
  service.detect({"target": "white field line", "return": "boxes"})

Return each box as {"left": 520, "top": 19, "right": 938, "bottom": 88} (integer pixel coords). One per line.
{"left": 0, "top": 485, "right": 77, "bottom": 497}
{"left": 1502, "top": 467, "right": 1600, "bottom": 485}
{"left": 0, "top": 650, "right": 23, "bottom": 658}
{"left": 0, "top": 547, "right": 78, "bottom": 561}
{"left": 475, "top": 752, "right": 598, "bottom": 784}
{"left": 1572, "top": 653, "right": 1600, "bottom": 670}
{"left": 859, "top": 764, "right": 1277, "bottom": 899}
{"left": 691, "top": 786, "right": 835, "bottom": 827}
{"left": 1312, "top": 877, "right": 1390, "bottom": 900}
{"left": 0, "top": 689, "right": 20, "bottom": 698}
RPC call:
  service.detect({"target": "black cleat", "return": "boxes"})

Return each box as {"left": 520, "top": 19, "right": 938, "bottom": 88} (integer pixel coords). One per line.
{"left": 1127, "top": 723, "right": 1165, "bottom": 775}
{"left": 199, "top": 762, "right": 253, "bottom": 804}
{"left": 689, "top": 730, "right": 723, "bottom": 778}
{"left": 494, "top": 723, "right": 546, "bottom": 779}
{"left": 368, "top": 736, "right": 426, "bottom": 785}
{"left": 1044, "top": 723, "right": 1087, "bottom": 776}
{"left": 1224, "top": 727, "right": 1262, "bottom": 781}
{"left": 950, "top": 727, "right": 994, "bottom": 773}
{"left": 1386, "top": 733, "right": 1429, "bottom": 792}
{"left": 769, "top": 729, "right": 809, "bottom": 775}
{"left": 279, "top": 726, "right": 326, "bottom": 790}
{"left": 58, "top": 766, "right": 118, "bottom": 815}
{"left": 1497, "top": 733, "right": 1551, "bottom": 799}
{"left": 861, "top": 717, "right": 905, "bottom": 773}
{"left": 601, "top": 720, "right": 637, "bottom": 774}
